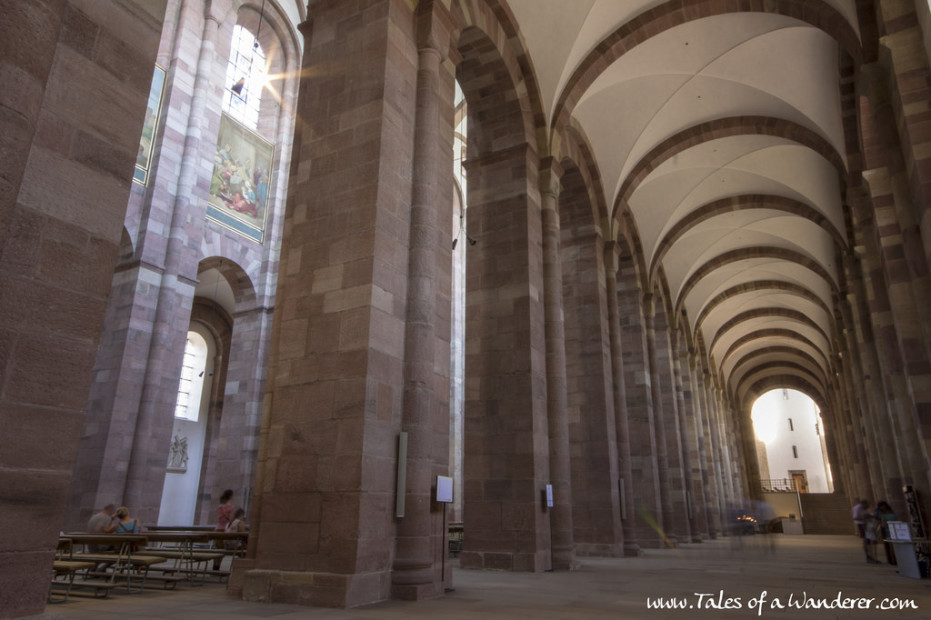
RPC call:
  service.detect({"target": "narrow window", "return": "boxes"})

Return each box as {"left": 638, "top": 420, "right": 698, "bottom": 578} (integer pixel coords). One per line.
{"left": 792, "top": 445, "right": 798, "bottom": 459}
{"left": 174, "top": 332, "right": 208, "bottom": 421}
{"left": 788, "top": 418, "right": 794, "bottom": 431}
{"left": 223, "top": 25, "right": 267, "bottom": 129}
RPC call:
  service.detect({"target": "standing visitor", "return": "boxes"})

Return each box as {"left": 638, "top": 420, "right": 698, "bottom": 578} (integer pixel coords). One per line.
{"left": 213, "top": 489, "right": 236, "bottom": 570}
{"left": 853, "top": 499, "right": 878, "bottom": 563}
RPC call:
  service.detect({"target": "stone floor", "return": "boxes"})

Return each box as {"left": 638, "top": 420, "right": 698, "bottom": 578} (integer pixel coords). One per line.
{"left": 41, "top": 535, "right": 930, "bottom": 620}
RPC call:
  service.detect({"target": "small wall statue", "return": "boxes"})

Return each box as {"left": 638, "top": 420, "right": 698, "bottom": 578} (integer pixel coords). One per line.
{"left": 167, "top": 434, "right": 189, "bottom": 472}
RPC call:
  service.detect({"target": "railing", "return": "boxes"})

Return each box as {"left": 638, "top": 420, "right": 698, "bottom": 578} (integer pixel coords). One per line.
{"left": 760, "top": 478, "right": 800, "bottom": 493}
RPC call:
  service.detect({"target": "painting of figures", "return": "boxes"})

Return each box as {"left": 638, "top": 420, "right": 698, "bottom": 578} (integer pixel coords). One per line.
{"left": 207, "top": 113, "right": 273, "bottom": 242}
{"left": 133, "top": 65, "right": 166, "bottom": 185}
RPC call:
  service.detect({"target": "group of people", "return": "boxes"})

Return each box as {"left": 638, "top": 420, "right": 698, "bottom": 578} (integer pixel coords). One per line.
{"left": 85, "top": 489, "right": 248, "bottom": 546}
{"left": 852, "top": 499, "right": 897, "bottom": 565}
{"left": 87, "top": 504, "right": 142, "bottom": 535}
{"left": 85, "top": 492, "right": 247, "bottom": 572}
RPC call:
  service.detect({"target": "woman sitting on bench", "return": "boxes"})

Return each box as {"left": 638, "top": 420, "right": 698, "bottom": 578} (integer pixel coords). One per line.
{"left": 105, "top": 506, "right": 141, "bottom": 534}
{"left": 225, "top": 509, "right": 247, "bottom": 550}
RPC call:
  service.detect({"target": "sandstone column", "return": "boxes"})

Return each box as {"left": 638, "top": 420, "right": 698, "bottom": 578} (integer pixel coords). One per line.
{"left": 540, "top": 158, "right": 576, "bottom": 570}
{"left": 392, "top": 0, "right": 453, "bottom": 600}
{"left": 642, "top": 294, "right": 676, "bottom": 542}
{"left": 604, "top": 242, "right": 642, "bottom": 556}
{"left": 0, "top": 1, "right": 161, "bottom": 615}
{"left": 615, "top": 265, "right": 664, "bottom": 547}
{"left": 232, "top": 0, "right": 422, "bottom": 607}
{"left": 561, "top": 204, "right": 624, "bottom": 557}
{"left": 123, "top": 5, "right": 223, "bottom": 520}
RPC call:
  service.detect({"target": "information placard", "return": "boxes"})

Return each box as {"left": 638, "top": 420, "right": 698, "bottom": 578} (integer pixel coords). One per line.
{"left": 889, "top": 521, "right": 911, "bottom": 541}
{"left": 436, "top": 475, "right": 453, "bottom": 503}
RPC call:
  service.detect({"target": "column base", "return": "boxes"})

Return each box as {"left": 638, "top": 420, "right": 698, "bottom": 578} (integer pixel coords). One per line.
{"left": 551, "top": 544, "right": 576, "bottom": 571}
{"left": 232, "top": 565, "right": 390, "bottom": 609}
{"left": 627, "top": 534, "right": 667, "bottom": 549}
{"left": 574, "top": 542, "right": 625, "bottom": 557}
{"left": 623, "top": 543, "right": 644, "bottom": 557}
{"left": 391, "top": 580, "right": 446, "bottom": 601}
{"left": 459, "top": 550, "right": 548, "bottom": 571}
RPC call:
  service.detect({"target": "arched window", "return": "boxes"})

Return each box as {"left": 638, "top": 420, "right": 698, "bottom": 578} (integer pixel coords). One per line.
{"left": 223, "top": 25, "right": 267, "bottom": 129}
{"left": 174, "top": 331, "right": 208, "bottom": 421}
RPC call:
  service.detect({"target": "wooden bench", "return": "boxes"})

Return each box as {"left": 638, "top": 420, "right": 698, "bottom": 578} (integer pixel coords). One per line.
{"left": 145, "top": 524, "right": 217, "bottom": 531}
{"left": 84, "top": 568, "right": 186, "bottom": 590}
{"left": 49, "top": 573, "right": 122, "bottom": 601}
{"left": 143, "top": 530, "right": 234, "bottom": 584}
{"left": 140, "top": 548, "right": 225, "bottom": 563}
{"left": 205, "top": 531, "right": 248, "bottom": 556}
{"left": 50, "top": 537, "right": 122, "bottom": 601}
{"left": 448, "top": 523, "right": 464, "bottom": 557}
{"left": 48, "top": 559, "right": 97, "bottom": 603}
{"left": 63, "top": 533, "right": 184, "bottom": 592}
{"left": 141, "top": 550, "right": 227, "bottom": 583}
{"left": 77, "top": 554, "right": 185, "bottom": 591}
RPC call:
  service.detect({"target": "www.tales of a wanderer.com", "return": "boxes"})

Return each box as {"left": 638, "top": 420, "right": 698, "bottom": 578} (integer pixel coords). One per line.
{"left": 646, "top": 590, "right": 919, "bottom": 614}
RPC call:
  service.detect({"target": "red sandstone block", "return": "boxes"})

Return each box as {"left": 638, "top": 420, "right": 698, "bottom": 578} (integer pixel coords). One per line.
{"left": 6, "top": 333, "right": 97, "bottom": 410}
{"left": 482, "top": 552, "right": 515, "bottom": 570}
{"left": 278, "top": 318, "right": 309, "bottom": 360}
{"left": 0, "top": 551, "right": 55, "bottom": 616}
{"left": 268, "top": 579, "right": 317, "bottom": 606}
{"left": 61, "top": 4, "right": 99, "bottom": 59}
{"left": 309, "top": 574, "right": 357, "bottom": 607}
{"left": 0, "top": 470, "right": 71, "bottom": 553}
{"left": 4, "top": 276, "right": 107, "bottom": 340}
{"left": 276, "top": 457, "right": 319, "bottom": 493}
{"left": 502, "top": 504, "right": 537, "bottom": 534}
{"left": 257, "top": 521, "right": 321, "bottom": 557}
{"left": 331, "top": 455, "right": 364, "bottom": 491}
{"left": 346, "top": 569, "right": 392, "bottom": 606}
{"left": 75, "top": 124, "right": 136, "bottom": 181}
{"left": 0, "top": 403, "right": 82, "bottom": 470}
{"left": 260, "top": 493, "right": 322, "bottom": 525}
{"left": 1, "top": 206, "right": 47, "bottom": 279}
{"left": 40, "top": 226, "right": 119, "bottom": 294}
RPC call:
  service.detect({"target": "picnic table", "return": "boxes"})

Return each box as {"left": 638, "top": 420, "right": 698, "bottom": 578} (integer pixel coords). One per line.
{"left": 49, "top": 537, "right": 101, "bottom": 602}
{"left": 61, "top": 533, "right": 181, "bottom": 592}
{"left": 143, "top": 530, "right": 228, "bottom": 584}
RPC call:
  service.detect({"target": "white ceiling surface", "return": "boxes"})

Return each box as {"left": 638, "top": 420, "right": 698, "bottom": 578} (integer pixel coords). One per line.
{"left": 507, "top": 0, "right": 860, "bottom": 401}
{"left": 195, "top": 268, "right": 236, "bottom": 317}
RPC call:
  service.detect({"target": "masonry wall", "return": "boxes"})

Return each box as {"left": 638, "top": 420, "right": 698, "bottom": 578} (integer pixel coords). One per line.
{"left": 64, "top": 0, "right": 298, "bottom": 531}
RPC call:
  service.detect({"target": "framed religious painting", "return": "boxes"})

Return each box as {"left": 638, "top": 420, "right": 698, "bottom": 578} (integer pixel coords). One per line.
{"left": 206, "top": 113, "right": 274, "bottom": 243}
{"left": 133, "top": 64, "right": 166, "bottom": 186}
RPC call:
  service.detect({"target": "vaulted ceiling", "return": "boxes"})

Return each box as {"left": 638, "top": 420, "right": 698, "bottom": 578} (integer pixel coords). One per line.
{"left": 507, "top": 0, "right": 861, "bottom": 407}
{"left": 270, "top": 0, "right": 863, "bottom": 408}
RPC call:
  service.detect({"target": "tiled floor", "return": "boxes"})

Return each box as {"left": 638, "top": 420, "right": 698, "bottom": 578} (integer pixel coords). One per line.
{"left": 44, "top": 535, "right": 930, "bottom": 620}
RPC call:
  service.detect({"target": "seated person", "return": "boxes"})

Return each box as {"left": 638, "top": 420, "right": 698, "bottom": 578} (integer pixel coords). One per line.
{"left": 104, "top": 506, "right": 141, "bottom": 534}
{"left": 224, "top": 508, "right": 248, "bottom": 551}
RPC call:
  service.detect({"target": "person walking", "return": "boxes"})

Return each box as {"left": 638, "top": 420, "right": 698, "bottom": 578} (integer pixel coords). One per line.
{"left": 853, "top": 499, "right": 879, "bottom": 564}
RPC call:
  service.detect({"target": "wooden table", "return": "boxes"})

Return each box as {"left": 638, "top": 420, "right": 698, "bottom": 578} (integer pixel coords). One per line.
{"left": 49, "top": 537, "right": 99, "bottom": 602}
{"left": 143, "top": 530, "right": 224, "bottom": 584}
{"left": 205, "top": 530, "right": 249, "bottom": 551}
{"left": 146, "top": 525, "right": 217, "bottom": 531}
{"left": 62, "top": 533, "right": 172, "bottom": 592}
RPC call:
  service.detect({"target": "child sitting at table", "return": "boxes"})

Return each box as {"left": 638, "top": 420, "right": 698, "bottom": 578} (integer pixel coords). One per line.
{"left": 224, "top": 508, "right": 247, "bottom": 551}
